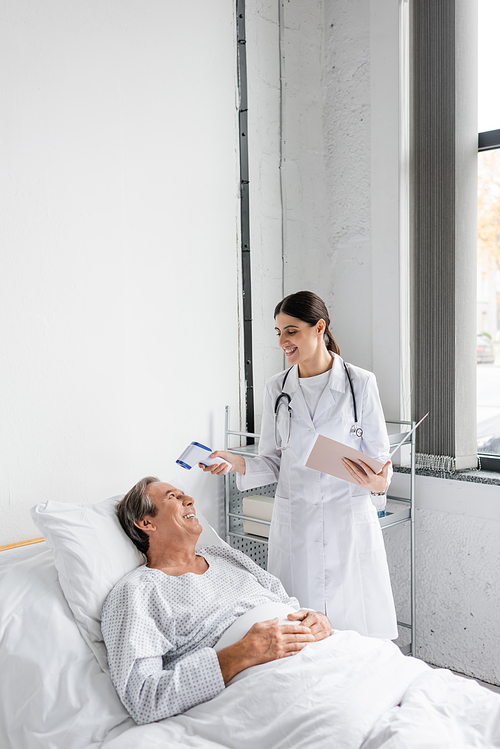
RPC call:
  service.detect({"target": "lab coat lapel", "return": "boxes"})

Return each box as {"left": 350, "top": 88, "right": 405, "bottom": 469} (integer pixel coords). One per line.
{"left": 313, "top": 354, "right": 347, "bottom": 422}
{"left": 285, "top": 366, "right": 314, "bottom": 427}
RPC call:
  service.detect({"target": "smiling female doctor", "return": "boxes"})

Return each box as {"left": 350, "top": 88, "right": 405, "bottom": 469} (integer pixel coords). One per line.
{"left": 203, "top": 291, "right": 398, "bottom": 640}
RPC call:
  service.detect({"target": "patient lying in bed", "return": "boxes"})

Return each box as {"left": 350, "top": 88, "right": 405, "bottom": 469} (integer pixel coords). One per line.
{"left": 3, "top": 482, "right": 498, "bottom": 749}
{"left": 102, "top": 476, "right": 332, "bottom": 725}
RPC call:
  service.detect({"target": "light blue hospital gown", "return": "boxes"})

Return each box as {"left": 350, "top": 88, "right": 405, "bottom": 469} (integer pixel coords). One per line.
{"left": 101, "top": 545, "right": 299, "bottom": 724}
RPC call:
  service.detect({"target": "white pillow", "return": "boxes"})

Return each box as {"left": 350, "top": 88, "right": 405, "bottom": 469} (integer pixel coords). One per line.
{"left": 31, "top": 495, "right": 226, "bottom": 672}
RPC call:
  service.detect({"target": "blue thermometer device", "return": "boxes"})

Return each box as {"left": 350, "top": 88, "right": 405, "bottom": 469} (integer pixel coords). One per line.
{"left": 176, "top": 442, "right": 231, "bottom": 473}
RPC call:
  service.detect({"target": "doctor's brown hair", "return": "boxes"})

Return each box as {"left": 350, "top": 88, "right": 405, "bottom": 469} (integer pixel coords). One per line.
{"left": 274, "top": 291, "right": 340, "bottom": 355}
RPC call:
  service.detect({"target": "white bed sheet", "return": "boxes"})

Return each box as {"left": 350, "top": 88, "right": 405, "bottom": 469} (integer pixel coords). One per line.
{"left": 0, "top": 543, "right": 134, "bottom": 749}
{"left": 2, "top": 542, "right": 500, "bottom": 749}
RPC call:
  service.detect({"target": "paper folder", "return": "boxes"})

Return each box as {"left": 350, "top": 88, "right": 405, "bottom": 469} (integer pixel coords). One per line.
{"left": 305, "top": 434, "right": 384, "bottom": 484}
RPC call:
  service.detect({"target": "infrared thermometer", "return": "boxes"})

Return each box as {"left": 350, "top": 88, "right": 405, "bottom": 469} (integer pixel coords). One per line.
{"left": 176, "top": 442, "right": 231, "bottom": 474}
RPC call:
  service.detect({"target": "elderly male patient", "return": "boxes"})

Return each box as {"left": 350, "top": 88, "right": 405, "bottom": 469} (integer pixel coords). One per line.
{"left": 101, "top": 476, "right": 332, "bottom": 725}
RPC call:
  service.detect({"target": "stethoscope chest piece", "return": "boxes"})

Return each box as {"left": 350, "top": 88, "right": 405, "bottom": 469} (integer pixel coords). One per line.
{"left": 351, "top": 424, "right": 363, "bottom": 438}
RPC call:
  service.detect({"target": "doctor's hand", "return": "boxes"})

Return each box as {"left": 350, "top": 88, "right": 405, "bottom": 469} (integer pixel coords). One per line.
{"left": 286, "top": 609, "right": 333, "bottom": 641}
{"left": 198, "top": 451, "right": 246, "bottom": 476}
{"left": 342, "top": 458, "right": 391, "bottom": 494}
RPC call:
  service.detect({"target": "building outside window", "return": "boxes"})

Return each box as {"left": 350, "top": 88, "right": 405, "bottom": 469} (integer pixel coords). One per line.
{"left": 477, "top": 0, "right": 500, "bottom": 466}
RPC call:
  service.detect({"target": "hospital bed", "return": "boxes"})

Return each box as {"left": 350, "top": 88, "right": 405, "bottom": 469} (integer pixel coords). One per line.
{"left": 1, "top": 495, "right": 499, "bottom": 749}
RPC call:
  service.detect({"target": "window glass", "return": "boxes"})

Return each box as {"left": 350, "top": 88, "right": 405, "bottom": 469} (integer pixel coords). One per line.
{"left": 477, "top": 149, "right": 500, "bottom": 456}
{"left": 478, "top": 0, "right": 500, "bottom": 133}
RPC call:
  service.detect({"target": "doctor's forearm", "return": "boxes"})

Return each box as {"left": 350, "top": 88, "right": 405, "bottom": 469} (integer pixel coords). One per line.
{"left": 236, "top": 455, "right": 280, "bottom": 491}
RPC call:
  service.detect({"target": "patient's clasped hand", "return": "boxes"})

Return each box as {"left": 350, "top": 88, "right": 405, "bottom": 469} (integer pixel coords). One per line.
{"left": 101, "top": 477, "right": 332, "bottom": 725}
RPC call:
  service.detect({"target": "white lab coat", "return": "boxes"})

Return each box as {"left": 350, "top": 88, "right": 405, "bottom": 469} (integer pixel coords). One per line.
{"left": 236, "top": 353, "right": 398, "bottom": 639}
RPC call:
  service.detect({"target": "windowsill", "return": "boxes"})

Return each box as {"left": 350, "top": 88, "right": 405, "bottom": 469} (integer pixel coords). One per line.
{"left": 393, "top": 465, "right": 500, "bottom": 486}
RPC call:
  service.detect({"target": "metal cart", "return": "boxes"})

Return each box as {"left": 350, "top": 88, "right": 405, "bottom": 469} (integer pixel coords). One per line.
{"left": 223, "top": 406, "right": 416, "bottom": 655}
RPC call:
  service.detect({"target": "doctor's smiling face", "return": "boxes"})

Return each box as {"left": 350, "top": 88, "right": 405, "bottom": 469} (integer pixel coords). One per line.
{"left": 274, "top": 291, "right": 340, "bottom": 378}
{"left": 275, "top": 312, "right": 330, "bottom": 375}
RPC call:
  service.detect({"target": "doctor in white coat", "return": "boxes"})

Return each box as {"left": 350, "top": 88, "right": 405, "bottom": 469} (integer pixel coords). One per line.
{"left": 203, "top": 291, "right": 398, "bottom": 640}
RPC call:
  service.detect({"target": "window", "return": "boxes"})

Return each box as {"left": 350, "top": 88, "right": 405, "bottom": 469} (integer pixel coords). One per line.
{"left": 477, "top": 0, "right": 500, "bottom": 470}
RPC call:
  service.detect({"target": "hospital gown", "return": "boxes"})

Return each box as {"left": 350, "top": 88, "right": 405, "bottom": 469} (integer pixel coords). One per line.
{"left": 101, "top": 545, "right": 299, "bottom": 724}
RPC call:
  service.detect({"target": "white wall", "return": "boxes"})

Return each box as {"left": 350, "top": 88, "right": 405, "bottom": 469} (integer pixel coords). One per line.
{"left": 0, "top": 0, "right": 241, "bottom": 544}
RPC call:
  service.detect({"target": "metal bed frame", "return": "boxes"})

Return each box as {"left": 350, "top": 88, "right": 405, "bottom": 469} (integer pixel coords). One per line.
{"left": 223, "top": 406, "right": 416, "bottom": 656}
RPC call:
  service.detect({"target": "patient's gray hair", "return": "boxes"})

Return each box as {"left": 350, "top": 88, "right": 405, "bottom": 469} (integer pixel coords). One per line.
{"left": 117, "top": 476, "right": 160, "bottom": 554}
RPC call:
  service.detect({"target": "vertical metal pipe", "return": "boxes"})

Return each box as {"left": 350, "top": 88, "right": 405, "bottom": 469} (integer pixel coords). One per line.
{"left": 278, "top": 0, "right": 286, "bottom": 300}
{"left": 224, "top": 406, "right": 230, "bottom": 543}
{"left": 410, "top": 419, "right": 416, "bottom": 655}
{"left": 399, "top": 0, "right": 411, "bottom": 423}
{"left": 236, "top": 0, "right": 255, "bottom": 440}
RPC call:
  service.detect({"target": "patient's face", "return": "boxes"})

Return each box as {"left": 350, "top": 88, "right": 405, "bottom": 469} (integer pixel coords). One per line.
{"left": 146, "top": 482, "right": 202, "bottom": 541}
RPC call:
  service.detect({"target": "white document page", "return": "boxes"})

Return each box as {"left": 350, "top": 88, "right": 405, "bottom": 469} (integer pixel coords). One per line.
{"left": 305, "top": 434, "right": 384, "bottom": 484}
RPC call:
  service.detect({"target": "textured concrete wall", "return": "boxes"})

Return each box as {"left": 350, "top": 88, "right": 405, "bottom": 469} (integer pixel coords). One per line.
{"left": 281, "top": 0, "right": 329, "bottom": 299}
{"left": 370, "top": 0, "right": 406, "bottom": 421}
{"left": 322, "top": 0, "right": 373, "bottom": 370}
{"left": 387, "top": 473, "right": 500, "bottom": 685}
{"left": 245, "top": 0, "right": 403, "bottom": 421}
{"left": 245, "top": 0, "right": 284, "bottom": 430}
{"left": 280, "top": 0, "right": 404, "bottom": 420}
{"left": 273, "top": 0, "right": 375, "bottom": 368}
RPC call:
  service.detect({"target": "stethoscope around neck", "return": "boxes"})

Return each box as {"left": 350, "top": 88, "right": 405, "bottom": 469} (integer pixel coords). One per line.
{"left": 274, "top": 361, "right": 363, "bottom": 451}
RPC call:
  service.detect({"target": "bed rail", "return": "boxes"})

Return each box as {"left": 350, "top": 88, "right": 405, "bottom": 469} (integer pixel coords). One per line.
{"left": 0, "top": 537, "right": 44, "bottom": 553}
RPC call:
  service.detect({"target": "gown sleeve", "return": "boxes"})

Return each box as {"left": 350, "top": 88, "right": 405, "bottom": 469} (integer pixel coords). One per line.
{"left": 236, "top": 378, "right": 282, "bottom": 491}
{"left": 102, "top": 581, "right": 225, "bottom": 725}
{"left": 357, "top": 371, "right": 393, "bottom": 509}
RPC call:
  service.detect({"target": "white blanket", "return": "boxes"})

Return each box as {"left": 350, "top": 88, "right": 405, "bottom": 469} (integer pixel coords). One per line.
{"left": 362, "top": 667, "right": 500, "bottom": 748}
{"left": 2, "top": 543, "right": 500, "bottom": 749}
{"left": 103, "top": 631, "right": 438, "bottom": 749}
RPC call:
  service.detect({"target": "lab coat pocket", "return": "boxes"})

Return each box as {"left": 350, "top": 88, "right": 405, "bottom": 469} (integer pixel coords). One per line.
{"left": 269, "top": 495, "right": 291, "bottom": 555}
{"left": 353, "top": 507, "right": 384, "bottom": 554}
